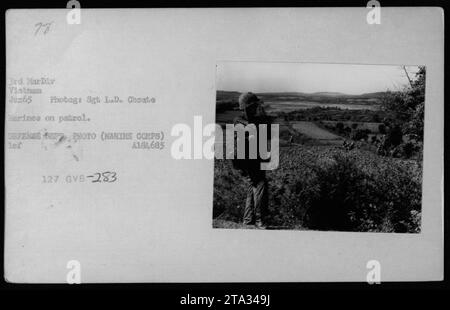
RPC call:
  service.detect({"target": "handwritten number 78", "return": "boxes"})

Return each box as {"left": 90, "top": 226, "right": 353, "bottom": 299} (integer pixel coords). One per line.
{"left": 34, "top": 22, "right": 53, "bottom": 35}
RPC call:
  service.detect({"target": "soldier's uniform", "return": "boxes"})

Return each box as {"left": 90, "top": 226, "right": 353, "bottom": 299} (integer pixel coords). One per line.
{"left": 232, "top": 92, "right": 270, "bottom": 228}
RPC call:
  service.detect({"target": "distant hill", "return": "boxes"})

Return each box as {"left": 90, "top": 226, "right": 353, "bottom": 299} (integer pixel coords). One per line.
{"left": 309, "top": 92, "right": 348, "bottom": 97}
{"left": 356, "top": 92, "right": 387, "bottom": 99}
{"left": 256, "top": 91, "right": 386, "bottom": 100}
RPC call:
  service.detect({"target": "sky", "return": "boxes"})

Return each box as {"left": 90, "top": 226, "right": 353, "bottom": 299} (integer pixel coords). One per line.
{"left": 216, "top": 62, "right": 421, "bottom": 95}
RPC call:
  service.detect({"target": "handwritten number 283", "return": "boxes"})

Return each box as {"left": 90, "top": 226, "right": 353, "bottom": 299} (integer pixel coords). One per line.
{"left": 89, "top": 172, "right": 117, "bottom": 183}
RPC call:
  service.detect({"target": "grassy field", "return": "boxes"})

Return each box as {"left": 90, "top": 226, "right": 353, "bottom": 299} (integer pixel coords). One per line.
{"left": 321, "top": 121, "right": 383, "bottom": 133}
{"left": 290, "top": 121, "right": 343, "bottom": 144}
{"left": 266, "top": 101, "right": 381, "bottom": 113}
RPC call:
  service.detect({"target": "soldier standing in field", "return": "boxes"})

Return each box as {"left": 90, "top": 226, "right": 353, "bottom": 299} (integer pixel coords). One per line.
{"left": 232, "top": 92, "right": 271, "bottom": 229}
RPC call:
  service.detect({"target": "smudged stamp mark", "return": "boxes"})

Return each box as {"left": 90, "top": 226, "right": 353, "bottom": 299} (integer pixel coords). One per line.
{"left": 55, "top": 134, "right": 67, "bottom": 146}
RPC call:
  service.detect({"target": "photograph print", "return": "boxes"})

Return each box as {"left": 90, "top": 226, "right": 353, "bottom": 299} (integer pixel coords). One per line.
{"left": 213, "top": 62, "right": 424, "bottom": 233}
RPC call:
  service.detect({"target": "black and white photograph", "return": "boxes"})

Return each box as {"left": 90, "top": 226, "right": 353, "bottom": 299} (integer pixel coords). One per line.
{"left": 213, "top": 62, "right": 425, "bottom": 233}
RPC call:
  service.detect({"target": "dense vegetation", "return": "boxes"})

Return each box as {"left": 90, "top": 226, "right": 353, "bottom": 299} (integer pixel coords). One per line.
{"left": 214, "top": 146, "right": 422, "bottom": 232}
{"left": 284, "top": 106, "right": 389, "bottom": 122}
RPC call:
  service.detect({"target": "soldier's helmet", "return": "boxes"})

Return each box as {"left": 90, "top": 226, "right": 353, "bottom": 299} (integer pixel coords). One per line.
{"left": 238, "top": 92, "right": 260, "bottom": 110}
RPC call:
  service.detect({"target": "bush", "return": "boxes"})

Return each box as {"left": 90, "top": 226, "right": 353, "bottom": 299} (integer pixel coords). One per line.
{"left": 213, "top": 160, "right": 247, "bottom": 222}
{"left": 396, "top": 141, "right": 421, "bottom": 159}
{"left": 304, "top": 153, "right": 366, "bottom": 231}
{"left": 351, "top": 129, "right": 370, "bottom": 141}
{"left": 380, "top": 66, "right": 425, "bottom": 141}
{"left": 387, "top": 125, "right": 403, "bottom": 146}
{"left": 335, "top": 122, "right": 344, "bottom": 134}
